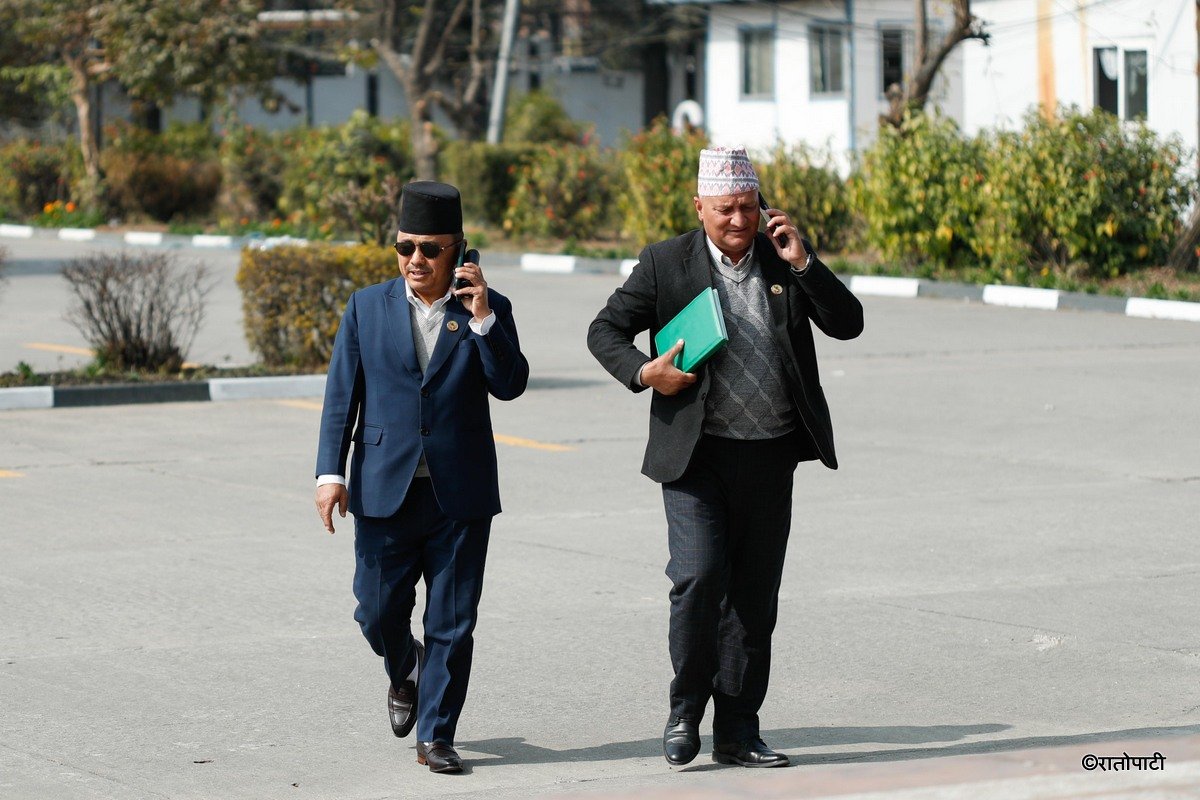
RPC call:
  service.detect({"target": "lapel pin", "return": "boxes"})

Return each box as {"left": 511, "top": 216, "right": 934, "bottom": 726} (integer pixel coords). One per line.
{"left": 446, "top": 320, "right": 459, "bottom": 332}
{"left": 770, "top": 284, "right": 784, "bottom": 295}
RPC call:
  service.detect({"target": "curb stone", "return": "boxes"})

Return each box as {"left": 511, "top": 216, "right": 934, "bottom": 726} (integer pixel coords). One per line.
{"left": 0, "top": 375, "right": 326, "bottom": 412}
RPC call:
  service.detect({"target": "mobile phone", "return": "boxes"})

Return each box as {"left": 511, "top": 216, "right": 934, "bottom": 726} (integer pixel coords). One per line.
{"left": 454, "top": 242, "right": 472, "bottom": 290}
{"left": 758, "top": 192, "right": 788, "bottom": 248}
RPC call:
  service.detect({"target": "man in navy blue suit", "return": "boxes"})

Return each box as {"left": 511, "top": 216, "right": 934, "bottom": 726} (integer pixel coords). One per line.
{"left": 314, "top": 181, "right": 528, "bottom": 774}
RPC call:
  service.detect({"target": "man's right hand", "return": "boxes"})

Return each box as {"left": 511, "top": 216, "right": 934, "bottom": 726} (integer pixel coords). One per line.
{"left": 640, "top": 340, "right": 698, "bottom": 396}
{"left": 316, "top": 483, "right": 348, "bottom": 534}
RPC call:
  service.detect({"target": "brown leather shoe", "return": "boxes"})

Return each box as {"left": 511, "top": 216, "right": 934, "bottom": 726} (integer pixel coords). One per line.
{"left": 387, "top": 641, "right": 424, "bottom": 738}
{"left": 416, "top": 741, "right": 463, "bottom": 773}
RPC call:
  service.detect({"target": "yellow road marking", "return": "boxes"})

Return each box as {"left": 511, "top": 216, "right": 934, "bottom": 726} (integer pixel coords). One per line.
{"left": 274, "top": 401, "right": 573, "bottom": 452}
{"left": 493, "top": 434, "right": 575, "bottom": 452}
{"left": 277, "top": 399, "right": 324, "bottom": 411}
{"left": 25, "top": 342, "right": 92, "bottom": 356}
{"left": 0, "top": 470, "right": 25, "bottom": 479}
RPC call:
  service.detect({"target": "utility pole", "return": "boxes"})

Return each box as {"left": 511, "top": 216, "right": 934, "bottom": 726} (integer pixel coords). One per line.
{"left": 487, "top": 0, "right": 520, "bottom": 144}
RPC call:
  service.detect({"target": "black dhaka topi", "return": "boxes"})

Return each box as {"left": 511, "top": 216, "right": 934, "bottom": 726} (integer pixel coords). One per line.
{"left": 398, "top": 181, "right": 463, "bottom": 235}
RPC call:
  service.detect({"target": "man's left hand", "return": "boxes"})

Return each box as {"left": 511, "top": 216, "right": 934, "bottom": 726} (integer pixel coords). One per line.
{"left": 762, "top": 206, "right": 807, "bottom": 268}
{"left": 454, "top": 260, "right": 491, "bottom": 322}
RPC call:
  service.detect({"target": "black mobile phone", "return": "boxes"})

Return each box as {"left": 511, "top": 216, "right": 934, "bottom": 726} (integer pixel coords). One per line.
{"left": 758, "top": 192, "right": 788, "bottom": 248}
{"left": 453, "top": 242, "right": 472, "bottom": 290}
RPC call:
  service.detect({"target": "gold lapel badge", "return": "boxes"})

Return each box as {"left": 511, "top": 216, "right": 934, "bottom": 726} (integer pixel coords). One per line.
{"left": 770, "top": 284, "right": 784, "bottom": 295}
{"left": 446, "top": 320, "right": 460, "bottom": 332}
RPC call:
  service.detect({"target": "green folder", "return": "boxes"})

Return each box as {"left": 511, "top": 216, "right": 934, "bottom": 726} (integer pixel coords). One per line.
{"left": 654, "top": 287, "right": 729, "bottom": 373}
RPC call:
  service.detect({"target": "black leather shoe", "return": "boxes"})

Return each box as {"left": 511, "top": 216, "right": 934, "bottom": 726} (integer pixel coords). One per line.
{"left": 387, "top": 641, "right": 424, "bottom": 738}
{"left": 662, "top": 717, "right": 701, "bottom": 766}
{"left": 713, "top": 738, "right": 789, "bottom": 768}
{"left": 416, "top": 741, "right": 463, "bottom": 773}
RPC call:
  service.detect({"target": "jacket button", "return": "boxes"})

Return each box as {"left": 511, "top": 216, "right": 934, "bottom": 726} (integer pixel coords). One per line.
{"left": 420, "top": 427, "right": 430, "bottom": 436}
{"left": 421, "top": 389, "right": 430, "bottom": 397}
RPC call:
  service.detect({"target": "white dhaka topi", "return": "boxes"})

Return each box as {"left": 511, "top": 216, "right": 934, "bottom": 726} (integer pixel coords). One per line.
{"left": 697, "top": 146, "right": 759, "bottom": 197}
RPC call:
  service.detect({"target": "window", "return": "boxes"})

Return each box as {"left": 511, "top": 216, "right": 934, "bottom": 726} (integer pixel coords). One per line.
{"left": 1124, "top": 50, "right": 1148, "bottom": 119}
{"left": 810, "top": 25, "right": 846, "bottom": 95}
{"left": 880, "top": 28, "right": 904, "bottom": 94}
{"left": 1094, "top": 46, "right": 1150, "bottom": 120}
{"left": 741, "top": 26, "right": 775, "bottom": 97}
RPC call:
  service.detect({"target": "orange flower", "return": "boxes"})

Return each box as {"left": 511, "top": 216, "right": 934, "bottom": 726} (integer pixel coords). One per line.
{"left": 43, "top": 202, "right": 54, "bottom": 214}
{"left": 65, "top": 202, "right": 76, "bottom": 213}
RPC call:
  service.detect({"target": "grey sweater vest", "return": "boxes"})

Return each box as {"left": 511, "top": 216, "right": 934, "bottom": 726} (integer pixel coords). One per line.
{"left": 703, "top": 254, "right": 798, "bottom": 439}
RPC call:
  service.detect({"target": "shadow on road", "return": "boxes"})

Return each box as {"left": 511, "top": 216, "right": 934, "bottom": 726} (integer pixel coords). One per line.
{"left": 459, "top": 722, "right": 1200, "bottom": 769}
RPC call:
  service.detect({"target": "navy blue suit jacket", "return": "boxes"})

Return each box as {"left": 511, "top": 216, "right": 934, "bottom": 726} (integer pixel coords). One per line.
{"left": 316, "top": 278, "right": 529, "bottom": 521}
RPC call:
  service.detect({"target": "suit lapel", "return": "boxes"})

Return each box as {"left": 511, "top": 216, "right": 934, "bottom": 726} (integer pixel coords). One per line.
{"left": 678, "top": 230, "right": 715, "bottom": 307}
{"left": 421, "top": 299, "right": 471, "bottom": 387}
{"left": 384, "top": 279, "right": 423, "bottom": 380}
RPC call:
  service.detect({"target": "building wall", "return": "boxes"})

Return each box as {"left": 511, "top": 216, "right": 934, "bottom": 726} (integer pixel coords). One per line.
{"left": 961, "top": 0, "right": 1198, "bottom": 156}
{"left": 704, "top": 0, "right": 966, "bottom": 160}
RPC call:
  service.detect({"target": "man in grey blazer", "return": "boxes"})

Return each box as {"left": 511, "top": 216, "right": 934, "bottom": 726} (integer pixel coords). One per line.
{"left": 588, "top": 147, "right": 863, "bottom": 768}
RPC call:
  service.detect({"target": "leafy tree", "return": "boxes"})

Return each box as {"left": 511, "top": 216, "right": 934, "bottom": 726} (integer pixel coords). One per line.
{"left": 6, "top": 0, "right": 277, "bottom": 206}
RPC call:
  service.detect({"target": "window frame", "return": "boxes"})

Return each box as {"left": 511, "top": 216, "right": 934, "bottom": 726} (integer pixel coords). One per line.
{"left": 809, "top": 23, "right": 848, "bottom": 98}
{"left": 739, "top": 25, "right": 776, "bottom": 100}
{"left": 1092, "top": 44, "right": 1151, "bottom": 121}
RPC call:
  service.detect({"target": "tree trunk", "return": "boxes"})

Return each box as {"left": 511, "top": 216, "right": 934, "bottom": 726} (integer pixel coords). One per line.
{"left": 66, "top": 56, "right": 102, "bottom": 203}
{"left": 408, "top": 94, "right": 439, "bottom": 181}
{"left": 1167, "top": 204, "right": 1200, "bottom": 272}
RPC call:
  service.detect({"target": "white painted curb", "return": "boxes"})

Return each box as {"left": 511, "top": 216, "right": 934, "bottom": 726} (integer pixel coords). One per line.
{"left": 982, "top": 284, "right": 1060, "bottom": 310}
{"left": 620, "top": 259, "right": 638, "bottom": 277}
{"left": 208, "top": 375, "right": 326, "bottom": 401}
{"left": 0, "top": 387, "right": 55, "bottom": 411}
{"left": 520, "top": 253, "right": 576, "bottom": 273}
{"left": 58, "top": 228, "right": 96, "bottom": 242}
{"left": 0, "top": 224, "right": 34, "bottom": 239}
{"left": 1125, "top": 297, "right": 1200, "bottom": 323}
{"left": 124, "top": 231, "right": 164, "bottom": 246}
{"left": 192, "top": 235, "right": 235, "bottom": 248}
{"left": 850, "top": 275, "right": 920, "bottom": 298}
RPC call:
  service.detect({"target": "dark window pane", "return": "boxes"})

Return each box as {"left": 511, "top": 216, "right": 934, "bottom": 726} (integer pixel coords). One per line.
{"left": 809, "top": 27, "right": 825, "bottom": 93}
{"left": 1124, "top": 50, "right": 1148, "bottom": 119}
{"left": 881, "top": 29, "right": 904, "bottom": 93}
{"left": 828, "top": 27, "right": 845, "bottom": 92}
{"left": 1094, "top": 47, "right": 1118, "bottom": 114}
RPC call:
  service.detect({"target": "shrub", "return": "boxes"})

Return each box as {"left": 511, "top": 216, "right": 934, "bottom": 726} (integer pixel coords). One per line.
{"left": 0, "top": 139, "right": 78, "bottom": 217}
{"left": 504, "top": 143, "right": 615, "bottom": 241}
{"left": 102, "top": 150, "right": 223, "bottom": 222}
{"left": 616, "top": 116, "right": 708, "bottom": 246}
{"left": 851, "top": 111, "right": 988, "bottom": 270}
{"left": 34, "top": 199, "right": 104, "bottom": 229}
{"left": 220, "top": 124, "right": 287, "bottom": 219}
{"left": 979, "top": 107, "right": 1196, "bottom": 277}
{"left": 440, "top": 140, "right": 540, "bottom": 226}
{"left": 757, "top": 142, "right": 854, "bottom": 252}
{"left": 237, "top": 243, "right": 395, "bottom": 367}
{"left": 278, "top": 111, "right": 415, "bottom": 233}
{"left": 325, "top": 175, "right": 403, "bottom": 246}
{"left": 503, "top": 90, "right": 580, "bottom": 144}
{"left": 105, "top": 121, "right": 220, "bottom": 159}
{"left": 62, "top": 251, "right": 213, "bottom": 372}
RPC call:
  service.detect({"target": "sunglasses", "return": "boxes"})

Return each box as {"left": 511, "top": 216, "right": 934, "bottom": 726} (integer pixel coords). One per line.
{"left": 393, "top": 239, "right": 462, "bottom": 258}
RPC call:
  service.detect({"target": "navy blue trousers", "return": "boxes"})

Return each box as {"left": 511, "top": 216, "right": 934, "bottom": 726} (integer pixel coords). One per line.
{"left": 352, "top": 478, "right": 491, "bottom": 744}
{"left": 661, "top": 432, "right": 802, "bottom": 744}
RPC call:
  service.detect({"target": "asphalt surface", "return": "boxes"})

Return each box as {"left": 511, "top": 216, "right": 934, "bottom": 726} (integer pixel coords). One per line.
{"left": 2, "top": 239, "right": 1199, "bottom": 798}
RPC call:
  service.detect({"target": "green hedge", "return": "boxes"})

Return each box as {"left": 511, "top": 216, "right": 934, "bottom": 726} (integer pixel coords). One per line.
{"left": 853, "top": 107, "right": 1197, "bottom": 277}
{"left": 0, "top": 139, "right": 78, "bottom": 216}
{"left": 440, "top": 140, "right": 539, "bottom": 227}
{"left": 504, "top": 143, "right": 616, "bottom": 240}
{"left": 758, "top": 142, "right": 853, "bottom": 253}
{"left": 617, "top": 116, "right": 708, "bottom": 246}
{"left": 237, "top": 243, "right": 395, "bottom": 368}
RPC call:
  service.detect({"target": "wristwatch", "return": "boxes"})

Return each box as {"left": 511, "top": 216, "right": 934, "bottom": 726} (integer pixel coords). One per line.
{"left": 791, "top": 238, "right": 817, "bottom": 275}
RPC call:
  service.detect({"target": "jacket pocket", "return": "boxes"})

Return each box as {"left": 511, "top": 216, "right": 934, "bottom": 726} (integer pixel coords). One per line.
{"left": 355, "top": 423, "right": 383, "bottom": 445}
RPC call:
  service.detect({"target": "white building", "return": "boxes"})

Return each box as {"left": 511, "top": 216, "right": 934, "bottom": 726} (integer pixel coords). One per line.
{"left": 659, "top": 0, "right": 1198, "bottom": 160}
{"left": 657, "top": 0, "right": 965, "bottom": 157}
{"left": 960, "top": 0, "right": 1198, "bottom": 157}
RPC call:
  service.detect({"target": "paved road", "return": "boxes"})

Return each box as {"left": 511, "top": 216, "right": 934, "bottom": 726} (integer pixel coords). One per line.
{"left": 2, "top": 241, "right": 1199, "bottom": 798}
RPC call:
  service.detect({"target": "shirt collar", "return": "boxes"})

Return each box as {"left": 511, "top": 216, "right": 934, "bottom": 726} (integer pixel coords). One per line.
{"left": 705, "top": 235, "right": 754, "bottom": 271}
{"left": 403, "top": 279, "right": 453, "bottom": 316}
